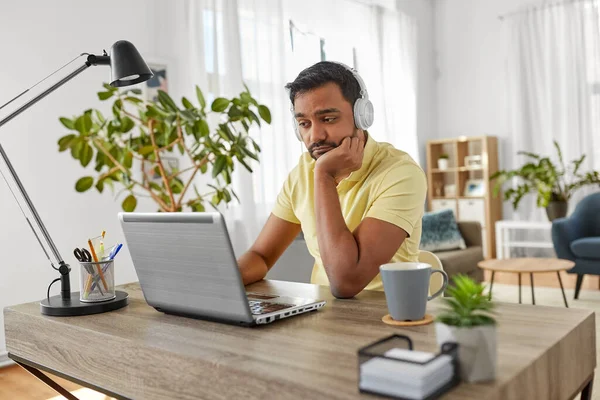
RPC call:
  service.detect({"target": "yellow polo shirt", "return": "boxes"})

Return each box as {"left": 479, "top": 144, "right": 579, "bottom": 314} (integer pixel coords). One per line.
{"left": 272, "top": 135, "right": 427, "bottom": 292}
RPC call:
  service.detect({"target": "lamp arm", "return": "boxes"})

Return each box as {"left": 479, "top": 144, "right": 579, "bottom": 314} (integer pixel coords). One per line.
{"left": 0, "top": 53, "right": 91, "bottom": 114}
{"left": 0, "top": 57, "right": 104, "bottom": 300}
{"left": 0, "top": 63, "right": 89, "bottom": 129}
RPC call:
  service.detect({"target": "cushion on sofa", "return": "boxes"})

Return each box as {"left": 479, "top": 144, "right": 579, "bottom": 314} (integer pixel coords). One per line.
{"left": 435, "top": 246, "right": 484, "bottom": 277}
{"left": 420, "top": 209, "right": 466, "bottom": 252}
{"left": 570, "top": 237, "right": 600, "bottom": 259}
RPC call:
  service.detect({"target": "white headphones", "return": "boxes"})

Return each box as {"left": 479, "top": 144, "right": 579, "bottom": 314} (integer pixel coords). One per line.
{"left": 291, "top": 62, "right": 374, "bottom": 141}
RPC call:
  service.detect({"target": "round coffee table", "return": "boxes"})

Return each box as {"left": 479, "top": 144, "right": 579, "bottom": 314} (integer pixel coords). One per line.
{"left": 477, "top": 258, "right": 575, "bottom": 308}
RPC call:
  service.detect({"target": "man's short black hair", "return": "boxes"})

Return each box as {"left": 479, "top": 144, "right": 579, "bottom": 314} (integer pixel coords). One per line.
{"left": 285, "top": 61, "right": 361, "bottom": 107}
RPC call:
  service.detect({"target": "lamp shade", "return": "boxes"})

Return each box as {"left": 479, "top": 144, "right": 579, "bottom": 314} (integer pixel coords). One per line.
{"left": 109, "top": 40, "right": 153, "bottom": 87}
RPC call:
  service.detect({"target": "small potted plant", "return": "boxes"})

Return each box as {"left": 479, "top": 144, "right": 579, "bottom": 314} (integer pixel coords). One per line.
{"left": 438, "top": 153, "right": 450, "bottom": 170}
{"left": 435, "top": 274, "right": 496, "bottom": 383}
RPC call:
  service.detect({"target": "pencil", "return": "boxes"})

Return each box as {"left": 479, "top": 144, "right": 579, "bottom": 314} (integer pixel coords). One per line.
{"left": 83, "top": 269, "right": 94, "bottom": 299}
{"left": 88, "top": 239, "right": 108, "bottom": 291}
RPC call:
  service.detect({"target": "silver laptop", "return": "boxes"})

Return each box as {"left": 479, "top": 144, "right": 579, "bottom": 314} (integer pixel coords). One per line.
{"left": 118, "top": 212, "right": 325, "bottom": 326}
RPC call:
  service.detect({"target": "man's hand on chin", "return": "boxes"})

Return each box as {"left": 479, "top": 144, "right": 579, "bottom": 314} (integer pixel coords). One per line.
{"left": 314, "top": 136, "right": 365, "bottom": 182}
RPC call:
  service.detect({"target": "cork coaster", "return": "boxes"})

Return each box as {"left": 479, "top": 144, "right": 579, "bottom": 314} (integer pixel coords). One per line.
{"left": 382, "top": 314, "right": 434, "bottom": 327}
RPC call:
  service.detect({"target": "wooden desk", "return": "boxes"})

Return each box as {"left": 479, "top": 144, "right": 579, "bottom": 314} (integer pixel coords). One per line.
{"left": 4, "top": 280, "right": 596, "bottom": 400}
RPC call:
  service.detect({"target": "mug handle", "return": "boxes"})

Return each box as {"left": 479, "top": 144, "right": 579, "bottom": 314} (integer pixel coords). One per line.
{"left": 428, "top": 269, "right": 449, "bottom": 301}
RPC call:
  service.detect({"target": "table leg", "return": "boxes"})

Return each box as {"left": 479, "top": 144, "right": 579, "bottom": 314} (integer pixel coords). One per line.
{"left": 530, "top": 273, "right": 535, "bottom": 305}
{"left": 557, "top": 272, "right": 569, "bottom": 308}
{"left": 581, "top": 372, "right": 594, "bottom": 400}
{"left": 489, "top": 272, "right": 495, "bottom": 300}
{"left": 518, "top": 273, "right": 522, "bottom": 304}
{"left": 13, "top": 359, "right": 80, "bottom": 400}
{"left": 8, "top": 352, "right": 130, "bottom": 400}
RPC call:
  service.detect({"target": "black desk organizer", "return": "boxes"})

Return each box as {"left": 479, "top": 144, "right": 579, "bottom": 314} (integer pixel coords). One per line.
{"left": 358, "top": 334, "right": 460, "bottom": 400}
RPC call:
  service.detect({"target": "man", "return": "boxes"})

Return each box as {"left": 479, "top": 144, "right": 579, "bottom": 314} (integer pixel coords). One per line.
{"left": 237, "top": 61, "right": 427, "bottom": 298}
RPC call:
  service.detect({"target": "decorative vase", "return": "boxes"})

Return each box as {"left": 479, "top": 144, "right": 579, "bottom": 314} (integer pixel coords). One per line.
{"left": 438, "top": 159, "right": 449, "bottom": 170}
{"left": 545, "top": 201, "right": 568, "bottom": 221}
{"left": 435, "top": 322, "right": 496, "bottom": 383}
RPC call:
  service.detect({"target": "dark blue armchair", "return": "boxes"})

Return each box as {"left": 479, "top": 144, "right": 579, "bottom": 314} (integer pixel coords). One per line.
{"left": 552, "top": 192, "right": 600, "bottom": 299}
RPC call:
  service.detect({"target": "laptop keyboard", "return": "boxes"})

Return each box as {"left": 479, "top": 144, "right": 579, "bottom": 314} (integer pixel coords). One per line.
{"left": 248, "top": 300, "right": 294, "bottom": 315}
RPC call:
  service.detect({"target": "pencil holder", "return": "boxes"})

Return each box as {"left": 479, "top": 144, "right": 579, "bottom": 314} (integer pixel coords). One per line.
{"left": 79, "top": 260, "right": 116, "bottom": 302}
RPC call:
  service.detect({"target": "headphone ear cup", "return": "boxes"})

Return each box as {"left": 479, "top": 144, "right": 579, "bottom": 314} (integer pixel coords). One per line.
{"left": 353, "top": 98, "right": 374, "bottom": 130}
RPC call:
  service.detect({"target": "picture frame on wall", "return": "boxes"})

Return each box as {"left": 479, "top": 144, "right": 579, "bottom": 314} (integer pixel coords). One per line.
{"left": 142, "top": 61, "right": 169, "bottom": 103}
{"left": 137, "top": 58, "right": 179, "bottom": 183}
{"left": 142, "top": 156, "right": 179, "bottom": 183}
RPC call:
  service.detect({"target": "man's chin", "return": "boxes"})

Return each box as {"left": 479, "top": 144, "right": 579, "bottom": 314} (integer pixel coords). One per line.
{"left": 310, "top": 148, "right": 332, "bottom": 159}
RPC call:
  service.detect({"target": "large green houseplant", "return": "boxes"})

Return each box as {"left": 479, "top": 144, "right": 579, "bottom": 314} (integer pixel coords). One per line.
{"left": 490, "top": 141, "right": 600, "bottom": 220}
{"left": 57, "top": 83, "right": 271, "bottom": 212}
{"left": 435, "top": 274, "right": 496, "bottom": 383}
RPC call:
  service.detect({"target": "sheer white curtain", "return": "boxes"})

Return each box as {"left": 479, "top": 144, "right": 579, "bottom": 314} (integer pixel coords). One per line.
{"left": 187, "top": 0, "right": 418, "bottom": 253}
{"left": 374, "top": 6, "right": 418, "bottom": 160}
{"left": 506, "top": 0, "right": 600, "bottom": 220}
{"left": 188, "top": 0, "right": 299, "bottom": 254}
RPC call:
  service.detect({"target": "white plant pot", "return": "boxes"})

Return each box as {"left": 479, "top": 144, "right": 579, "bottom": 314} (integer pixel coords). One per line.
{"left": 435, "top": 322, "right": 496, "bottom": 383}
{"left": 437, "top": 159, "right": 449, "bottom": 170}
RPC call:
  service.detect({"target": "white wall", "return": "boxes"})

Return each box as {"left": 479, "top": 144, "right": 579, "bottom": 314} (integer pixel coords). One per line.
{"left": 433, "top": 0, "right": 539, "bottom": 161}
{"left": 397, "top": 0, "right": 436, "bottom": 169}
{"left": 0, "top": 0, "right": 180, "bottom": 355}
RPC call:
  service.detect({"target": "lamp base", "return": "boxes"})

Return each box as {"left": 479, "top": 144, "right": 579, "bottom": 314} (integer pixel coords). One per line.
{"left": 40, "top": 290, "right": 128, "bottom": 316}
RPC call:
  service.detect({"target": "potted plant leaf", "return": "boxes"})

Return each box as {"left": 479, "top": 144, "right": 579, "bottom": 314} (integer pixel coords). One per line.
{"left": 438, "top": 153, "right": 450, "bottom": 170}
{"left": 435, "top": 274, "right": 496, "bottom": 383}
{"left": 490, "top": 141, "right": 600, "bottom": 221}
{"left": 57, "top": 83, "right": 271, "bottom": 212}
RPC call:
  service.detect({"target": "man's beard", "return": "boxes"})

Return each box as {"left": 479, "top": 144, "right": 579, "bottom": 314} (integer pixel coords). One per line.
{"left": 308, "top": 128, "right": 359, "bottom": 160}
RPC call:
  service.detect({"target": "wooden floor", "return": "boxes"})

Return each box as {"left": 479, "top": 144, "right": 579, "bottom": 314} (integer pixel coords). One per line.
{"left": 0, "top": 365, "right": 114, "bottom": 400}
{"left": 1, "top": 271, "right": 597, "bottom": 399}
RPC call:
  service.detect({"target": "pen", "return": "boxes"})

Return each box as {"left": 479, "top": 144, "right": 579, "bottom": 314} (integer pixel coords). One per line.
{"left": 100, "top": 231, "right": 106, "bottom": 257}
{"left": 89, "top": 263, "right": 112, "bottom": 294}
{"left": 100, "top": 244, "right": 118, "bottom": 261}
{"left": 84, "top": 265, "right": 99, "bottom": 298}
{"left": 83, "top": 243, "right": 97, "bottom": 297}
{"left": 90, "top": 244, "right": 123, "bottom": 293}
{"left": 82, "top": 234, "right": 105, "bottom": 297}
{"left": 83, "top": 264, "right": 105, "bottom": 298}
{"left": 109, "top": 243, "right": 123, "bottom": 260}
{"left": 88, "top": 239, "right": 108, "bottom": 291}
{"left": 86, "top": 267, "right": 105, "bottom": 296}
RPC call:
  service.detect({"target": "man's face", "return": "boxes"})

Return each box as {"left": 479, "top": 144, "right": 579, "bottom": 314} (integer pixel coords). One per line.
{"left": 293, "top": 82, "right": 358, "bottom": 160}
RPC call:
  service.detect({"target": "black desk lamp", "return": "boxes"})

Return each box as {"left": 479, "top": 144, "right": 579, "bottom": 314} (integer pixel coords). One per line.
{"left": 0, "top": 40, "right": 153, "bottom": 316}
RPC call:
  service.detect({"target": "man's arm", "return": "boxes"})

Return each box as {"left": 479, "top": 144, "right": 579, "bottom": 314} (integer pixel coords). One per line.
{"left": 237, "top": 214, "right": 302, "bottom": 285}
{"left": 314, "top": 170, "right": 407, "bottom": 298}
{"left": 314, "top": 136, "right": 426, "bottom": 298}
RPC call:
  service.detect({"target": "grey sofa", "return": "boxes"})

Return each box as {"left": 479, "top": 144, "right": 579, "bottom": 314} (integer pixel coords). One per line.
{"left": 433, "top": 221, "right": 484, "bottom": 283}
